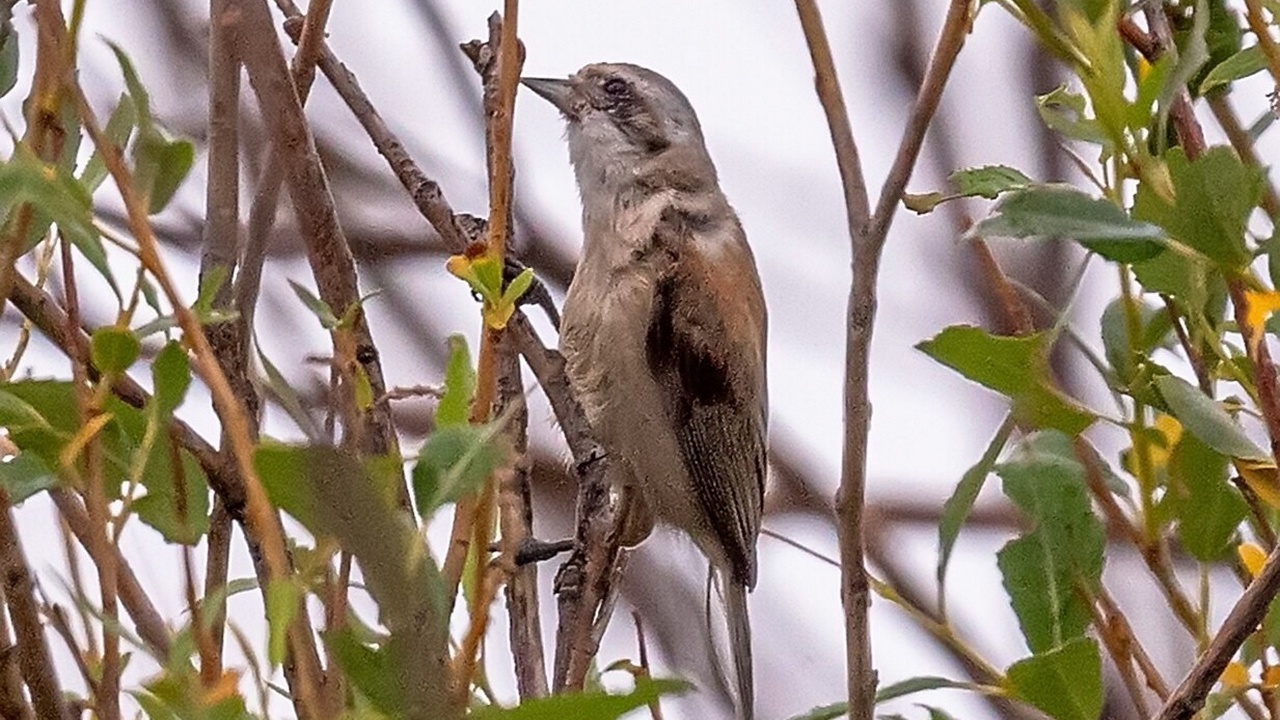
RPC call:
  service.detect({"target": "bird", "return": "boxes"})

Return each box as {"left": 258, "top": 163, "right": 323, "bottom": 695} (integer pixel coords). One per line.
{"left": 523, "top": 63, "right": 768, "bottom": 720}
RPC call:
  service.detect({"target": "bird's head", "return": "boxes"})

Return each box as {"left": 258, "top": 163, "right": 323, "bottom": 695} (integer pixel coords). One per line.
{"left": 523, "top": 63, "right": 715, "bottom": 195}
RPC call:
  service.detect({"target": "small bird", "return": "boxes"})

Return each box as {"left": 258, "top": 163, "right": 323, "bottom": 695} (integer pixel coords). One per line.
{"left": 523, "top": 64, "right": 767, "bottom": 719}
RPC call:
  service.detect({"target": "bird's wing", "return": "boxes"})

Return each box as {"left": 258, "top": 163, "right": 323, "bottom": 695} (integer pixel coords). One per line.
{"left": 644, "top": 205, "right": 767, "bottom": 588}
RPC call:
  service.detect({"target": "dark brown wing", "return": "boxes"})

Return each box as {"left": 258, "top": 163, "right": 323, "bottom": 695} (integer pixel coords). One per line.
{"left": 645, "top": 206, "right": 767, "bottom": 588}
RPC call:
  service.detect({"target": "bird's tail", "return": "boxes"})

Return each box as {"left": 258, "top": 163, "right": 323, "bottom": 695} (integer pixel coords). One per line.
{"left": 725, "top": 578, "right": 754, "bottom": 720}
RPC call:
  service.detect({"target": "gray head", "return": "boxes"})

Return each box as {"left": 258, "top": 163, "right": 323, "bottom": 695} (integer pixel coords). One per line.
{"left": 523, "top": 63, "right": 717, "bottom": 196}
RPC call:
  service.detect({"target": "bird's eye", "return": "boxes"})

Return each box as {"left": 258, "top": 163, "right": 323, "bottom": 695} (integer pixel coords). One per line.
{"left": 603, "top": 78, "right": 629, "bottom": 97}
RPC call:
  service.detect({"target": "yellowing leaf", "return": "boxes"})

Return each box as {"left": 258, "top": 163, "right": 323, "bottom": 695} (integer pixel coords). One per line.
{"left": 1222, "top": 661, "right": 1250, "bottom": 689}
{"left": 1244, "top": 290, "right": 1280, "bottom": 354}
{"left": 1264, "top": 666, "right": 1280, "bottom": 689}
{"left": 447, "top": 254, "right": 476, "bottom": 283}
{"left": 1238, "top": 542, "right": 1267, "bottom": 578}
{"left": 1149, "top": 414, "right": 1183, "bottom": 470}
{"left": 1234, "top": 458, "right": 1280, "bottom": 509}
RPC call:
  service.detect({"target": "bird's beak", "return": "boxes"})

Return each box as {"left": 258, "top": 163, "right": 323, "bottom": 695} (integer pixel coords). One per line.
{"left": 521, "top": 77, "right": 576, "bottom": 116}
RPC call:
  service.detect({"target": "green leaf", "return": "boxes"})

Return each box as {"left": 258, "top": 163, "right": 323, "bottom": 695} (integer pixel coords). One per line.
{"left": 104, "top": 38, "right": 152, "bottom": 131}
{"left": 254, "top": 443, "right": 451, "bottom": 716}
{"left": 916, "top": 325, "right": 1095, "bottom": 435}
{"left": 1036, "top": 85, "right": 1109, "bottom": 146}
{"left": 951, "top": 165, "right": 1034, "bottom": 199}
{"left": 1099, "top": 298, "right": 1173, "bottom": 383}
{"left": 0, "top": 381, "right": 212, "bottom": 544}
{"left": 0, "top": 453, "right": 57, "bottom": 504}
{"left": 265, "top": 579, "right": 299, "bottom": 669}
{"left": 195, "top": 266, "right": 229, "bottom": 316}
{"left": 905, "top": 166, "right": 1033, "bottom": 214}
{"left": 411, "top": 425, "right": 504, "bottom": 517}
{"left": 116, "top": 397, "right": 209, "bottom": 544}
{"left": 80, "top": 95, "right": 137, "bottom": 192}
{"left": 325, "top": 629, "right": 403, "bottom": 715}
{"left": 938, "top": 416, "right": 1013, "bottom": 597}
{"left": 920, "top": 706, "right": 960, "bottom": 720}
{"left": 996, "top": 431, "right": 1105, "bottom": 653}
{"left": 1006, "top": 638, "right": 1103, "bottom": 720}
{"left": 1155, "top": 375, "right": 1269, "bottom": 461}
{"left": 436, "top": 335, "right": 475, "bottom": 428}
{"left": 471, "top": 678, "right": 690, "bottom": 719}
{"left": 1132, "top": 146, "right": 1262, "bottom": 269}
{"left": 1167, "top": 432, "right": 1247, "bottom": 560}
{"left": 135, "top": 132, "right": 194, "bottom": 214}
{"left": 91, "top": 326, "right": 141, "bottom": 376}
{"left": 288, "top": 280, "right": 339, "bottom": 330}
{"left": 501, "top": 267, "right": 535, "bottom": 305}
{"left": 0, "top": 146, "right": 120, "bottom": 300}
{"left": 151, "top": 341, "right": 190, "bottom": 417}
{"left": 0, "top": 23, "right": 17, "bottom": 99}
{"left": 875, "top": 676, "right": 977, "bottom": 703}
{"left": 256, "top": 344, "right": 324, "bottom": 442}
{"left": 967, "top": 185, "right": 1165, "bottom": 262}
{"left": 1200, "top": 45, "right": 1266, "bottom": 93}
{"left": 785, "top": 704, "right": 847, "bottom": 720}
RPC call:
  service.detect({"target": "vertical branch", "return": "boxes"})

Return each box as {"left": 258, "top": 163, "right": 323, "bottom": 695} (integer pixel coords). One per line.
{"left": 202, "top": 0, "right": 245, "bottom": 678}
{"left": 229, "top": 0, "right": 403, "bottom": 489}
{"left": 792, "top": 1, "right": 972, "bottom": 718}
{"left": 0, "top": 490, "right": 69, "bottom": 720}
{"left": 506, "top": 314, "right": 616, "bottom": 692}
{"left": 450, "top": 9, "right": 525, "bottom": 698}
{"left": 495, "top": 334, "right": 548, "bottom": 698}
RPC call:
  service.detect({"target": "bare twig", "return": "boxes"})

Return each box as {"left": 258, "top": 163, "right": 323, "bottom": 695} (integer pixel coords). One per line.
{"left": 495, "top": 336, "right": 548, "bottom": 698}
{"left": 0, "top": 490, "right": 69, "bottom": 720}
{"left": 274, "top": 0, "right": 472, "bottom": 252}
{"left": 232, "top": 0, "right": 403, "bottom": 488}
{"left": 202, "top": 0, "right": 247, "bottom": 679}
{"left": 1243, "top": 0, "right": 1280, "bottom": 87}
{"left": 49, "top": 489, "right": 171, "bottom": 658}
{"left": 793, "top": 1, "right": 972, "bottom": 717}
{"left": 506, "top": 313, "right": 616, "bottom": 690}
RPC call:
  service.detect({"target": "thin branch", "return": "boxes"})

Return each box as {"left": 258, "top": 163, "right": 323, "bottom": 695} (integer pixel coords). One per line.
{"left": 0, "top": 489, "right": 69, "bottom": 720}
{"left": 792, "top": 1, "right": 973, "bottom": 717}
{"left": 1243, "top": 0, "right": 1280, "bottom": 87}
{"left": 451, "top": 11, "right": 524, "bottom": 699}
{"left": 68, "top": 70, "right": 327, "bottom": 719}
{"left": 202, "top": 0, "right": 246, "bottom": 679}
{"left": 274, "top": 0, "right": 471, "bottom": 252}
{"left": 506, "top": 313, "right": 616, "bottom": 690}
{"left": 232, "top": 0, "right": 403, "bottom": 483}
{"left": 495, "top": 335, "right": 548, "bottom": 698}
{"left": 792, "top": 0, "right": 871, "bottom": 235}
{"left": 48, "top": 489, "right": 171, "bottom": 659}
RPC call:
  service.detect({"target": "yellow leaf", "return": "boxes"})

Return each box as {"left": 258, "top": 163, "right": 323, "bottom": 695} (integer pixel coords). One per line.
{"left": 1148, "top": 414, "right": 1183, "bottom": 470}
{"left": 446, "top": 254, "right": 474, "bottom": 281}
{"left": 58, "top": 412, "right": 114, "bottom": 471}
{"left": 1243, "top": 290, "right": 1280, "bottom": 354}
{"left": 1238, "top": 542, "right": 1268, "bottom": 578}
{"left": 1265, "top": 666, "right": 1280, "bottom": 689}
{"left": 1222, "top": 661, "right": 1251, "bottom": 689}
{"left": 1234, "top": 458, "right": 1280, "bottom": 509}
